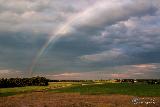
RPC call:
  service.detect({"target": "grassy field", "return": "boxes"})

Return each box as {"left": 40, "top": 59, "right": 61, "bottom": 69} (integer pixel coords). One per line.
{"left": 1, "top": 82, "right": 160, "bottom": 107}
{"left": 0, "top": 82, "right": 73, "bottom": 97}
{"left": 1, "top": 82, "right": 160, "bottom": 97}
{"left": 52, "top": 83, "right": 160, "bottom": 97}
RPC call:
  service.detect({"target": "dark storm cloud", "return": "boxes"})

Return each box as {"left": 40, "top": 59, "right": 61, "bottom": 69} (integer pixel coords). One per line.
{"left": 0, "top": 31, "right": 48, "bottom": 72}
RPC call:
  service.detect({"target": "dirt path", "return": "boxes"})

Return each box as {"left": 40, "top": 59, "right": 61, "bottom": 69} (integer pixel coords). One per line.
{"left": 0, "top": 92, "right": 160, "bottom": 107}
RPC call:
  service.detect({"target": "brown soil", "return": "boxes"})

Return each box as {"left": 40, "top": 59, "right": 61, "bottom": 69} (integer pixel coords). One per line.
{"left": 0, "top": 92, "right": 160, "bottom": 107}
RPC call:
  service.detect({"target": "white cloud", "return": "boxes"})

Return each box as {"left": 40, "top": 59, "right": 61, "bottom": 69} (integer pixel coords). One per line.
{"left": 51, "top": 73, "right": 81, "bottom": 77}
{"left": 132, "top": 64, "right": 158, "bottom": 69}
{"left": 79, "top": 0, "right": 153, "bottom": 28}
{"left": 0, "top": 69, "right": 11, "bottom": 74}
{"left": 80, "top": 48, "right": 127, "bottom": 62}
{"left": 0, "top": 69, "right": 22, "bottom": 78}
{"left": 0, "top": 0, "right": 156, "bottom": 35}
{"left": 45, "top": 72, "right": 82, "bottom": 80}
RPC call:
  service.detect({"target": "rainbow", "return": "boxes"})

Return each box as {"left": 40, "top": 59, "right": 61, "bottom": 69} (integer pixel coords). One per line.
{"left": 29, "top": 0, "right": 149, "bottom": 76}
{"left": 28, "top": 2, "right": 99, "bottom": 76}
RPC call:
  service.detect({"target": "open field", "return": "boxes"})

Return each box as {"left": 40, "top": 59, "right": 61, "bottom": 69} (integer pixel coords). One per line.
{"left": 1, "top": 82, "right": 160, "bottom": 97}
{"left": 1, "top": 82, "right": 160, "bottom": 107}
{"left": 0, "top": 82, "right": 74, "bottom": 97}
{"left": 52, "top": 83, "right": 160, "bottom": 97}
{"left": 0, "top": 92, "right": 160, "bottom": 107}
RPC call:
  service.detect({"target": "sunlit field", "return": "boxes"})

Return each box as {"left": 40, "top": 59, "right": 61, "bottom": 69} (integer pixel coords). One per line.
{"left": 1, "top": 82, "right": 160, "bottom": 107}
{"left": 1, "top": 82, "right": 160, "bottom": 97}
{"left": 52, "top": 83, "right": 160, "bottom": 97}
{"left": 0, "top": 82, "right": 73, "bottom": 97}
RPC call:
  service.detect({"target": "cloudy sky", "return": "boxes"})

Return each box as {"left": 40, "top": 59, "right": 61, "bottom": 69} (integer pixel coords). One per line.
{"left": 0, "top": 0, "right": 160, "bottom": 79}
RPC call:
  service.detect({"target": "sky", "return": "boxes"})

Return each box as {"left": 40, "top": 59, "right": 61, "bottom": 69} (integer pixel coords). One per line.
{"left": 0, "top": 0, "right": 160, "bottom": 79}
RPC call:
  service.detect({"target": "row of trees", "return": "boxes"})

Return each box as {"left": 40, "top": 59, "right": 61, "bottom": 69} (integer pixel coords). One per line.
{"left": 48, "top": 80, "right": 93, "bottom": 82}
{"left": 0, "top": 77, "right": 49, "bottom": 88}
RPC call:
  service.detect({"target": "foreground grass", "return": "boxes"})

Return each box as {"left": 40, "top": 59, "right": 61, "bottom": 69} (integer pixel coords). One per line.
{"left": 52, "top": 83, "right": 160, "bottom": 97}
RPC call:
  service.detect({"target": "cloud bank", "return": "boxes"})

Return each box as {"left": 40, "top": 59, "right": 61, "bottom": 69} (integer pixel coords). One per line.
{"left": 0, "top": 0, "right": 160, "bottom": 79}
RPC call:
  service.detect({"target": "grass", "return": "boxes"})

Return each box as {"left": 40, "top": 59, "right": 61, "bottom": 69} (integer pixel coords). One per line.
{"left": 0, "top": 86, "right": 48, "bottom": 97}
{"left": 0, "top": 82, "right": 73, "bottom": 97}
{"left": 1, "top": 82, "right": 160, "bottom": 97}
{"left": 52, "top": 83, "right": 160, "bottom": 97}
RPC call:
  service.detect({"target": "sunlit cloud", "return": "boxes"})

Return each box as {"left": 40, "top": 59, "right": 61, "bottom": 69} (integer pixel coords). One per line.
{"left": 132, "top": 64, "right": 158, "bottom": 69}
{"left": 80, "top": 48, "right": 127, "bottom": 62}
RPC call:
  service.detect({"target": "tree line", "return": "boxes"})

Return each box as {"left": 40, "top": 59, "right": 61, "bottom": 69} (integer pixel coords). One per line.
{"left": 48, "top": 80, "right": 93, "bottom": 82}
{"left": 115, "top": 79, "right": 160, "bottom": 84}
{"left": 0, "top": 77, "right": 49, "bottom": 88}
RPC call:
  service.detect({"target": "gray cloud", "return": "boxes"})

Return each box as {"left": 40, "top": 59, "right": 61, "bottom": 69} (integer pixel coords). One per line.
{"left": 0, "top": 0, "right": 94, "bottom": 33}
{"left": 0, "top": 0, "right": 160, "bottom": 79}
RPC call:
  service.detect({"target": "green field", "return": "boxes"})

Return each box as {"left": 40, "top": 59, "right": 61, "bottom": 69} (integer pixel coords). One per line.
{"left": 51, "top": 83, "right": 160, "bottom": 97}
{"left": 0, "top": 82, "right": 73, "bottom": 97}
{"left": 1, "top": 82, "right": 160, "bottom": 97}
